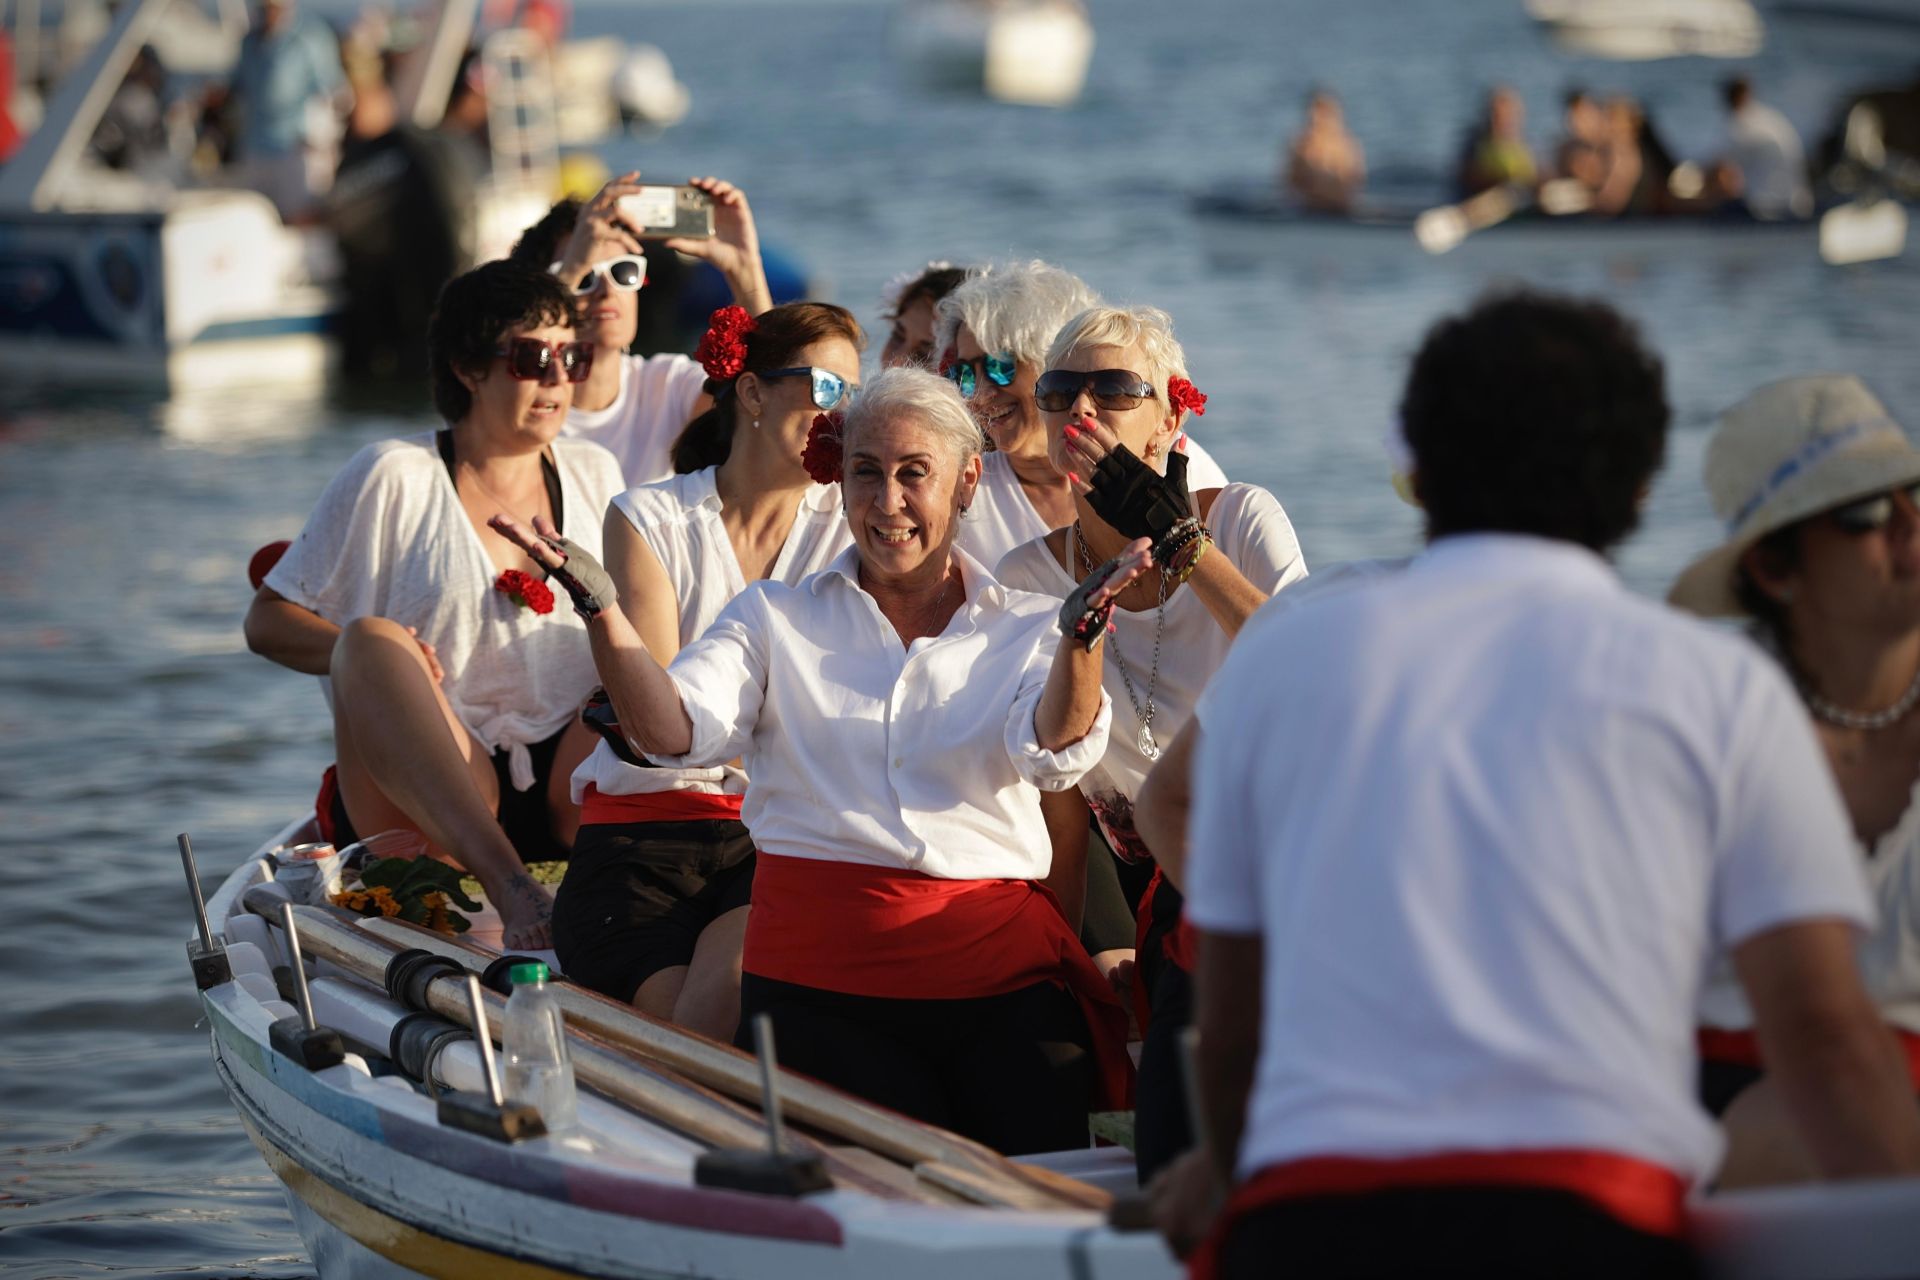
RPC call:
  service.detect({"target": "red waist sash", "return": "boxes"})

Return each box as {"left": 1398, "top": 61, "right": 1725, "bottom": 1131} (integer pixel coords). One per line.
{"left": 1188, "top": 1148, "right": 1687, "bottom": 1279}
{"left": 580, "top": 784, "right": 744, "bottom": 826}
{"left": 1698, "top": 1025, "right": 1920, "bottom": 1090}
{"left": 1132, "top": 867, "right": 1199, "bottom": 1034}
{"left": 744, "top": 854, "right": 1134, "bottom": 1109}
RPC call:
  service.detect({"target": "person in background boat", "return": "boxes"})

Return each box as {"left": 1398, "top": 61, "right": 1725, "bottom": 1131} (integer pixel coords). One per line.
{"left": 1282, "top": 88, "right": 1365, "bottom": 214}
{"left": 1719, "top": 75, "right": 1813, "bottom": 220}
{"left": 878, "top": 261, "right": 967, "bottom": 370}
{"left": 995, "top": 304, "right": 1306, "bottom": 1184}
{"left": 230, "top": 0, "right": 350, "bottom": 221}
{"left": 1670, "top": 374, "right": 1920, "bottom": 1184}
{"left": 89, "top": 45, "right": 173, "bottom": 178}
{"left": 1148, "top": 289, "right": 1920, "bottom": 1275}
{"left": 1453, "top": 84, "right": 1536, "bottom": 199}
{"left": 492, "top": 367, "right": 1137, "bottom": 1154}
{"left": 509, "top": 173, "right": 774, "bottom": 487}
{"left": 1554, "top": 87, "right": 1609, "bottom": 195}
{"left": 933, "top": 260, "right": 1229, "bottom": 569}
{"left": 549, "top": 302, "right": 862, "bottom": 1040}
{"left": 244, "top": 262, "right": 625, "bottom": 949}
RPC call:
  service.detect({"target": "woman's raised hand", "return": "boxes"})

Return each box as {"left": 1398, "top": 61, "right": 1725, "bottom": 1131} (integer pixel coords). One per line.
{"left": 667, "top": 176, "right": 773, "bottom": 314}
{"left": 1058, "top": 536, "right": 1152, "bottom": 650}
{"left": 488, "top": 514, "right": 619, "bottom": 619}
{"left": 557, "top": 171, "right": 647, "bottom": 277}
{"left": 1062, "top": 413, "right": 1193, "bottom": 547}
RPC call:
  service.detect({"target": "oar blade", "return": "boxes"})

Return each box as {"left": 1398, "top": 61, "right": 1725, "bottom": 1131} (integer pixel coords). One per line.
{"left": 1820, "top": 199, "right": 1909, "bottom": 266}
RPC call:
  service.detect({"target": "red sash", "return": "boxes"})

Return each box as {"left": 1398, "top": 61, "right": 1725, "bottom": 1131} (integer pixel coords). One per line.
{"left": 580, "top": 784, "right": 744, "bottom": 826}
{"left": 1698, "top": 1025, "right": 1920, "bottom": 1090}
{"left": 1187, "top": 1148, "right": 1687, "bottom": 1279}
{"left": 1132, "top": 867, "right": 1199, "bottom": 1034}
{"left": 744, "top": 854, "right": 1134, "bottom": 1110}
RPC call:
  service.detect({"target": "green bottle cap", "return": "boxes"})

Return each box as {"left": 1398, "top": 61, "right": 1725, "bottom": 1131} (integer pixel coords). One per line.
{"left": 509, "top": 961, "right": 550, "bottom": 986}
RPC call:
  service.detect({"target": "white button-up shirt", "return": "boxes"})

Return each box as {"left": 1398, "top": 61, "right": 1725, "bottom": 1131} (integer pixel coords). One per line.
{"left": 1186, "top": 534, "right": 1872, "bottom": 1186}
{"left": 651, "top": 546, "right": 1112, "bottom": 880}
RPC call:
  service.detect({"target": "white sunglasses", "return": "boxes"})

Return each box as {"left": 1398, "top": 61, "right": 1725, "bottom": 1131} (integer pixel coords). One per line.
{"left": 550, "top": 254, "right": 647, "bottom": 296}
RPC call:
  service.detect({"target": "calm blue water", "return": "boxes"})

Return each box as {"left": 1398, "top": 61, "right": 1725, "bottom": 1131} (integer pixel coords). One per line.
{"left": 3, "top": 0, "right": 1917, "bottom": 1274}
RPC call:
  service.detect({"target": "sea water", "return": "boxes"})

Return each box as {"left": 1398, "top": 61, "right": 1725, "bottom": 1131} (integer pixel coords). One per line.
{"left": 3, "top": 0, "right": 1917, "bottom": 1274}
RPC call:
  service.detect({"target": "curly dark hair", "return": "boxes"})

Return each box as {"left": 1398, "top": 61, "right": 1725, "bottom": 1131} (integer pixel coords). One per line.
{"left": 1399, "top": 288, "right": 1669, "bottom": 553}
{"left": 427, "top": 260, "right": 577, "bottom": 424}
{"left": 672, "top": 302, "right": 865, "bottom": 473}
{"left": 507, "top": 198, "right": 584, "bottom": 273}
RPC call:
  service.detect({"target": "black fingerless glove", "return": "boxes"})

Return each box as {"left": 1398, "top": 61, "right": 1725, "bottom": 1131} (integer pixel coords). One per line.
{"left": 1085, "top": 446, "right": 1192, "bottom": 551}
{"left": 539, "top": 534, "right": 618, "bottom": 619}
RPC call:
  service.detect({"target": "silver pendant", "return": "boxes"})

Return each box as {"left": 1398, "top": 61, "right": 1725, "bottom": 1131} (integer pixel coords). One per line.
{"left": 1137, "top": 724, "right": 1161, "bottom": 760}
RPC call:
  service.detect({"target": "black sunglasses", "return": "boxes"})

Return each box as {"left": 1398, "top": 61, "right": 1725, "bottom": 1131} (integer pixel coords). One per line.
{"left": 1033, "top": 368, "right": 1158, "bottom": 413}
{"left": 1829, "top": 482, "right": 1920, "bottom": 534}
{"left": 494, "top": 337, "right": 593, "bottom": 384}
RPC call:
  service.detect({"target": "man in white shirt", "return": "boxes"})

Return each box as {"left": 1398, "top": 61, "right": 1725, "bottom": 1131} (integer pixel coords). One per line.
{"left": 1722, "top": 75, "right": 1813, "bottom": 220}
{"left": 1149, "top": 290, "right": 1920, "bottom": 1277}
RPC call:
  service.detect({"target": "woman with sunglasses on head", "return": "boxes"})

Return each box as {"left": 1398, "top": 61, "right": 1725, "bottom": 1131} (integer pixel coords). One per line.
{"left": 996, "top": 304, "right": 1307, "bottom": 1185}
{"left": 546, "top": 301, "right": 864, "bottom": 1038}
{"left": 933, "top": 261, "right": 1230, "bottom": 569}
{"left": 510, "top": 173, "right": 773, "bottom": 487}
{"left": 245, "top": 261, "right": 625, "bottom": 949}
{"left": 1670, "top": 374, "right": 1920, "bottom": 1184}
{"left": 492, "top": 367, "right": 1143, "bottom": 1153}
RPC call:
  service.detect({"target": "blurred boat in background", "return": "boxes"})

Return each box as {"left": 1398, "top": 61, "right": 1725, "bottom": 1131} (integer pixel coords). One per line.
{"left": 1526, "top": 0, "right": 1765, "bottom": 59}
{"left": 891, "top": 0, "right": 1094, "bottom": 108}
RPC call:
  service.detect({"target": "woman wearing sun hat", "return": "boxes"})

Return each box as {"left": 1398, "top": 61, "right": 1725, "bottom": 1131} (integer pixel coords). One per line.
{"left": 1670, "top": 372, "right": 1920, "bottom": 1180}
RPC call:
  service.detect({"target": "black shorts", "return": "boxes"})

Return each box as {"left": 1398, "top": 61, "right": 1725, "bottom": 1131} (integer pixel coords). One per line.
{"left": 329, "top": 724, "right": 569, "bottom": 861}
{"left": 551, "top": 818, "right": 755, "bottom": 1002}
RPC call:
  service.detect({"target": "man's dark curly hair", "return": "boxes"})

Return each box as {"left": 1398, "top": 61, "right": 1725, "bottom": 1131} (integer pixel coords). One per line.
{"left": 1400, "top": 288, "right": 1669, "bottom": 553}
{"left": 427, "top": 260, "right": 577, "bottom": 424}
{"left": 508, "top": 198, "right": 583, "bottom": 272}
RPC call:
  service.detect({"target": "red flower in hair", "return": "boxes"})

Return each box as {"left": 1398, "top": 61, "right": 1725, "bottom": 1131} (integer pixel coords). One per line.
{"left": 802, "top": 412, "right": 844, "bottom": 485}
{"left": 695, "top": 305, "right": 757, "bottom": 380}
{"left": 1167, "top": 376, "right": 1208, "bottom": 418}
{"left": 495, "top": 569, "right": 555, "bottom": 615}
{"left": 936, "top": 347, "right": 957, "bottom": 377}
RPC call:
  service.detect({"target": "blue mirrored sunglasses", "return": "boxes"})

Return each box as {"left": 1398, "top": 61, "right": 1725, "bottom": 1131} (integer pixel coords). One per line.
{"left": 945, "top": 352, "right": 1017, "bottom": 399}
{"left": 762, "top": 366, "right": 854, "bottom": 410}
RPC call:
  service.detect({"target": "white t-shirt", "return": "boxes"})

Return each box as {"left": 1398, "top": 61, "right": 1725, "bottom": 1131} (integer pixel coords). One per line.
{"left": 571, "top": 468, "right": 851, "bottom": 802}
{"left": 1727, "top": 101, "right": 1812, "bottom": 220}
{"left": 994, "top": 483, "right": 1307, "bottom": 861}
{"left": 957, "top": 436, "right": 1231, "bottom": 569}
{"left": 649, "top": 546, "right": 1112, "bottom": 880}
{"left": 265, "top": 433, "right": 626, "bottom": 790}
{"left": 562, "top": 352, "right": 708, "bottom": 487}
{"left": 1185, "top": 534, "right": 1873, "bottom": 1185}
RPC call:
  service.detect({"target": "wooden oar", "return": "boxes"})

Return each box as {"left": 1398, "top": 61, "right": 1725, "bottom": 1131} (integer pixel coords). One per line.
{"left": 1413, "top": 179, "right": 1592, "bottom": 255}
{"left": 358, "top": 915, "right": 1114, "bottom": 1212}
{"left": 264, "top": 903, "right": 945, "bottom": 1204}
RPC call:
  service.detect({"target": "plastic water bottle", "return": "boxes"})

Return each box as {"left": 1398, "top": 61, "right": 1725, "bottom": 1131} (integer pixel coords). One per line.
{"left": 502, "top": 962, "right": 577, "bottom": 1133}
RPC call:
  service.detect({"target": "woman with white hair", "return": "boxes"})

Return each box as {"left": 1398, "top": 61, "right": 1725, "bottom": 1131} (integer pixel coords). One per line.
{"left": 492, "top": 367, "right": 1143, "bottom": 1153}
{"left": 1670, "top": 373, "right": 1920, "bottom": 1183}
{"left": 997, "top": 303, "right": 1307, "bottom": 1181}
{"left": 934, "top": 260, "right": 1228, "bottom": 567}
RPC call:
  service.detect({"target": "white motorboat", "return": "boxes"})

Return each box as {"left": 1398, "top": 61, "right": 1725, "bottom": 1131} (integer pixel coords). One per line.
{"left": 1525, "top": 0, "right": 1766, "bottom": 59}
{"left": 891, "top": 0, "right": 1094, "bottom": 108}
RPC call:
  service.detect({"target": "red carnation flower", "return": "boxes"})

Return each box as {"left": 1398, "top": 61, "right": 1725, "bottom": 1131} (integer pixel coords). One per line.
{"left": 1167, "top": 376, "right": 1208, "bottom": 418}
{"left": 802, "top": 412, "right": 844, "bottom": 485}
{"left": 495, "top": 569, "right": 555, "bottom": 615}
{"left": 695, "top": 305, "right": 757, "bottom": 380}
{"left": 936, "top": 347, "right": 957, "bottom": 377}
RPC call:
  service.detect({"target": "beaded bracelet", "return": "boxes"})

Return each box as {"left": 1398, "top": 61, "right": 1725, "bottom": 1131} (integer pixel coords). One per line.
{"left": 1152, "top": 516, "right": 1206, "bottom": 569}
{"left": 1171, "top": 534, "right": 1211, "bottom": 585}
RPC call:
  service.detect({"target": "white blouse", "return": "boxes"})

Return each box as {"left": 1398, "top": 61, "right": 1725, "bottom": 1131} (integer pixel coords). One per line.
{"left": 649, "top": 546, "right": 1113, "bottom": 880}
{"left": 264, "top": 433, "right": 626, "bottom": 791}
{"left": 995, "top": 483, "right": 1307, "bottom": 861}
{"left": 957, "top": 437, "right": 1232, "bottom": 569}
{"left": 571, "top": 469, "right": 850, "bottom": 801}
{"left": 562, "top": 352, "right": 708, "bottom": 487}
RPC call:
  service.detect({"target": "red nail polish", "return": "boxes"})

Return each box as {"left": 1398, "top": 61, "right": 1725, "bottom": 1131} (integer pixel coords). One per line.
{"left": 1067, "top": 471, "right": 1080, "bottom": 484}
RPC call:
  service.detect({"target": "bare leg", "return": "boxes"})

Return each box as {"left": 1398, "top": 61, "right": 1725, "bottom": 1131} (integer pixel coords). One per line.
{"left": 543, "top": 717, "right": 597, "bottom": 851}
{"left": 673, "top": 904, "right": 749, "bottom": 1043}
{"left": 330, "top": 616, "right": 553, "bottom": 948}
{"left": 634, "top": 965, "right": 689, "bottom": 1020}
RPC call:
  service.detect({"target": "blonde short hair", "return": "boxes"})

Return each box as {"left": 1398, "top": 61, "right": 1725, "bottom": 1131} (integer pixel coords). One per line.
{"left": 933, "top": 260, "right": 1104, "bottom": 369}
{"left": 839, "top": 366, "right": 984, "bottom": 470}
{"left": 1044, "top": 305, "right": 1193, "bottom": 416}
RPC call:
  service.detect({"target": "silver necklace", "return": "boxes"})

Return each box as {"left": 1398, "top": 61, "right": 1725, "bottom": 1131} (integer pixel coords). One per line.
{"left": 1074, "top": 523, "right": 1166, "bottom": 760}
{"left": 1804, "top": 663, "right": 1920, "bottom": 732}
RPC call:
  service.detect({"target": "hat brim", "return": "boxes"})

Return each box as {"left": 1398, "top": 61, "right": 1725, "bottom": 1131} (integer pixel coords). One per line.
{"left": 1669, "top": 451, "right": 1920, "bottom": 616}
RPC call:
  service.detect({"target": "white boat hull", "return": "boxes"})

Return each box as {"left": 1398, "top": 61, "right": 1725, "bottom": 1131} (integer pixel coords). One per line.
{"left": 893, "top": 1, "right": 1094, "bottom": 107}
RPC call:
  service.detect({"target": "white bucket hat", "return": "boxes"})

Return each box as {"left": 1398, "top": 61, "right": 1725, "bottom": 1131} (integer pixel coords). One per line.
{"left": 1669, "top": 373, "right": 1920, "bottom": 616}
